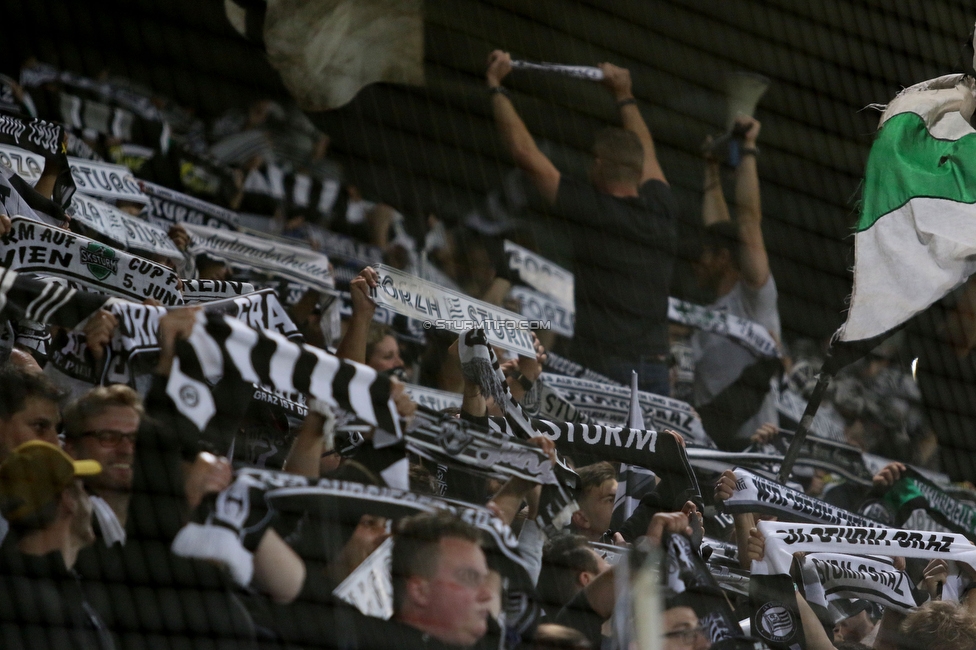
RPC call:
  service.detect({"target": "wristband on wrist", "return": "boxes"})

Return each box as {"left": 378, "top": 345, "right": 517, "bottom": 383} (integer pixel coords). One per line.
{"left": 740, "top": 146, "right": 759, "bottom": 157}
{"left": 489, "top": 85, "right": 510, "bottom": 98}
{"left": 515, "top": 373, "right": 534, "bottom": 391}
{"left": 617, "top": 97, "right": 638, "bottom": 108}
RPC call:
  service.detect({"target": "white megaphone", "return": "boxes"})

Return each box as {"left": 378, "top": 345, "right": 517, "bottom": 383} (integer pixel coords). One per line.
{"left": 706, "top": 71, "right": 771, "bottom": 164}
{"left": 724, "top": 71, "right": 770, "bottom": 130}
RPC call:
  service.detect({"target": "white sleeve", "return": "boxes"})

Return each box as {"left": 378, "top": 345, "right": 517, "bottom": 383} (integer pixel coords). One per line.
{"left": 517, "top": 519, "right": 546, "bottom": 586}
{"left": 740, "top": 275, "right": 780, "bottom": 336}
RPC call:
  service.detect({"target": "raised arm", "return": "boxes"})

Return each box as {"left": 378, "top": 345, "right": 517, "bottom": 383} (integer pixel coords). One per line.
{"left": 487, "top": 50, "right": 561, "bottom": 205}
{"left": 599, "top": 63, "right": 667, "bottom": 186}
{"left": 733, "top": 115, "right": 770, "bottom": 289}
{"left": 335, "top": 267, "right": 378, "bottom": 363}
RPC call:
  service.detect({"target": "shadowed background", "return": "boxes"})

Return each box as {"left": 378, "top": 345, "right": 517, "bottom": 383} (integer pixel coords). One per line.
{"left": 0, "top": 0, "right": 970, "bottom": 341}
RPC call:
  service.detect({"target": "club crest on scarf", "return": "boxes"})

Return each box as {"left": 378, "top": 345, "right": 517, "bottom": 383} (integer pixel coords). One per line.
{"left": 438, "top": 417, "right": 475, "bottom": 455}
{"left": 755, "top": 602, "right": 798, "bottom": 644}
{"left": 80, "top": 241, "right": 119, "bottom": 280}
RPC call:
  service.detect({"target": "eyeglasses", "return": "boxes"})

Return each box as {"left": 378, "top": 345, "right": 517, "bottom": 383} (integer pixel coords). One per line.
{"left": 436, "top": 568, "right": 490, "bottom": 591}
{"left": 663, "top": 626, "right": 706, "bottom": 645}
{"left": 77, "top": 430, "right": 138, "bottom": 447}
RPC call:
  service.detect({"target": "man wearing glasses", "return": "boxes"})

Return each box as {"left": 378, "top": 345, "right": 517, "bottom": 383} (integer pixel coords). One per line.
{"left": 329, "top": 510, "right": 497, "bottom": 649}
{"left": 63, "top": 385, "right": 143, "bottom": 546}
{"left": 663, "top": 604, "right": 711, "bottom": 650}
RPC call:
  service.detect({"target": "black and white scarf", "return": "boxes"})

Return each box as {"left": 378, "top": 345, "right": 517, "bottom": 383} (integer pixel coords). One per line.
{"left": 0, "top": 216, "right": 182, "bottom": 306}
{"left": 458, "top": 328, "right": 542, "bottom": 438}
{"left": 69, "top": 193, "right": 183, "bottom": 264}
{"left": 800, "top": 553, "right": 923, "bottom": 613}
{"left": 508, "top": 285, "right": 575, "bottom": 338}
{"left": 182, "top": 222, "right": 335, "bottom": 294}
{"left": 140, "top": 180, "right": 241, "bottom": 230}
{"left": 68, "top": 157, "right": 149, "bottom": 207}
{"left": 173, "top": 467, "right": 535, "bottom": 609}
{"left": 0, "top": 112, "right": 75, "bottom": 209}
{"left": 754, "top": 520, "right": 976, "bottom": 577}
{"left": 749, "top": 573, "right": 805, "bottom": 650}
{"left": 0, "top": 266, "right": 112, "bottom": 327}
{"left": 664, "top": 532, "right": 750, "bottom": 648}
{"left": 104, "top": 289, "right": 299, "bottom": 385}
{"left": 167, "top": 310, "right": 400, "bottom": 464}
{"left": 509, "top": 60, "right": 604, "bottom": 81}
{"left": 503, "top": 240, "right": 575, "bottom": 308}
{"left": 370, "top": 265, "right": 536, "bottom": 357}
{"left": 181, "top": 279, "right": 256, "bottom": 303}
{"left": 404, "top": 406, "right": 578, "bottom": 536}
{"left": 534, "top": 372, "right": 713, "bottom": 447}
{"left": 0, "top": 143, "right": 44, "bottom": 186}
{"left": 669, "top": 297, "right": 780, "bottom": 358}
{"left": 721, "top": 468, "right": 881, "bottom": 528}
{"left": 520, "top": 377, "right": 590, "bottom": 425}
{"left": 68, "top": 193, "right": 129, "bottom": 247}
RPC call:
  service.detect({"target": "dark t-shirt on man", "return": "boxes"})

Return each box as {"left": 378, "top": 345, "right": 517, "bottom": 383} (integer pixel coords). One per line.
{"left": 552, "top": 176, "right": 677, "bottom": 372}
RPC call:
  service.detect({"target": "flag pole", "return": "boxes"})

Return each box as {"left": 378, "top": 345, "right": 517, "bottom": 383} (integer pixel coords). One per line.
{"left": 777, "top": 371, "right": 833, "bottom": 484}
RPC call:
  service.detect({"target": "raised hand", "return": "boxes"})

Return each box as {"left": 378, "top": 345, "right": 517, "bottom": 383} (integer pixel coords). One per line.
{"left": 598, "top": 62, "right": 633, "bottom": 101}
{"left": 733, "top": 114, "right": 761, "bottom": 145}
{"left": 872, "top": 462, "right": 907, "bottom": 490}
{"left": 486, "top": 50, "right": 513, "bottom": 88}
{"left": 83, "top": 309, "right": 118, "bottom": 362}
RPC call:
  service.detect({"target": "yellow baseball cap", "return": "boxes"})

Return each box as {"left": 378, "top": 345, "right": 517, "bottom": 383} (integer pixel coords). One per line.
{"left": 0, "top": 440, "right": 101, "bottom": 523}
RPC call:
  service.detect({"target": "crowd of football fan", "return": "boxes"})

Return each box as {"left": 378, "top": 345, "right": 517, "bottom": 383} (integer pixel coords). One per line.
{"left": 0, "top": 48, "right": 971, "bottom": 650}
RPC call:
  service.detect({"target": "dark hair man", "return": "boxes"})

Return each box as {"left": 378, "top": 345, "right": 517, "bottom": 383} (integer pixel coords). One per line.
{"left": 390, "top": 511, "right": 494, "bottom": 646}
{"left": 0, "top": 364, "right": 63, "bottom": 544}
{"left": 568, "top": 462, "right": 618, "bottom": 543}
{"left": 487, "top": 50, "right": 677, "bottom": 395}
{"left": 0, "top": 363, "right": 62, "bottom": 459}
{"left": 537, "top": 534, "right": 610, "bottom": 617}
{"left": 283, "top": 510, "right": 495, "bottom": 650}
{"left": 0, "top": 440, "right": 112, "bottom": 649}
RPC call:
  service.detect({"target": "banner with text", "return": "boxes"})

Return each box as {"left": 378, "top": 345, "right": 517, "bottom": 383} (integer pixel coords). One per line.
{"left": 183, "top": 222, "right": 334, "bottom": 294}
{"left": 140, "top": 180, "right": 240, "bottom": 230}
{"left": 536, "top": 372, "right": 711, "bottom": 447}
{"left": 68, "top": 157, "right": 149, "bottom": 205}
{"left": 0, "top": 144, "right": 44, "bottom": 186}
{"left": 70, "top": 194, "right": 182, "bottom": 261}
{"left": 668, "top": 297, "right": 779, "bottom": 358}
{"left": 723, "top": 468, "right": 881, "bottom": 529}
{"left": 509, "top": 285, "right": 574, "bottom": 337}
{"left": 181, "top": 279, "right": 256, "bottom": 303}
{"left": 803, "top": 553, "right": 921, "bottom": 612}
{"left": 756, "top": 521, "right": 976, "bottom": 577}
{"left": 0, "top": 217, "right": 181, "bottom": 305}
{"left": 369, "top": 264, "right": 536, "bottom": 357}
{"left": 503, "top": 240, "right": 574, "bottom": 308}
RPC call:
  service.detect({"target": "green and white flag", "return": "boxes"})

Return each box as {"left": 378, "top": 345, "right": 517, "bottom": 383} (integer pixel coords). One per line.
{"left": 838, "top": 74, "right": 976, "bottom": 342}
